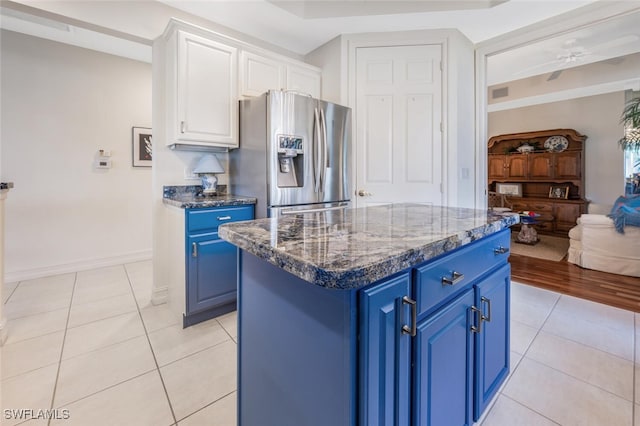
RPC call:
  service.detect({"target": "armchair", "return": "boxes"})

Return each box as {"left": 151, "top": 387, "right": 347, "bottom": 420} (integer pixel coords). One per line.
{"left": 567, "top": 203, "right": 640, "bottom": 277}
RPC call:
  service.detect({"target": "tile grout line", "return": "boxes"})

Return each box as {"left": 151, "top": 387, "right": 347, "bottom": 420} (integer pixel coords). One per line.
{"left": 123, "top": 263, "right": 179, "bottom": 425}
{"left": 47, "top": 272, "right": 78, "bottom": 426}
{"left": 498, "top": 289, "right": 562, "bottom": 421}
{"left": 3, "top": 280, "right": 21, "bottom": 305}
{"left": 176, "top": 390, "right": 236, "bottom": 424}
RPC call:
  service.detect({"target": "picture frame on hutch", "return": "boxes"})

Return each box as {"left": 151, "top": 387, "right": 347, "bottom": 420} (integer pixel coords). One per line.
{"left": 496, "top": 182, "right": 523, "bottom": 197}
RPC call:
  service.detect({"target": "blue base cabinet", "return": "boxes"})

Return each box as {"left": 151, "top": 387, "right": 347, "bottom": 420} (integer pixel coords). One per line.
{"left": 237, "top": 229, "right": 511, "bottom": 425}
{"left": 184, "top": 205, "right": 254, "bottom": 326}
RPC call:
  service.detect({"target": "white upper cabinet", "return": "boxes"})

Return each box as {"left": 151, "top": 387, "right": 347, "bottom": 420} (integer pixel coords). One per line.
{"left": 239, "top": 51, "right": 284, "bottom": 97}
{"left": 174, "top": 31, "right": 238, "bottom": 148}
{"left": 240, "top": 49, "right": 321, "bottom": 99}
{"left": 158, "top": 20, "right": 322, "bottom": 150}
{"left": 285, "top": 64, "right": 321, "bottom": 98}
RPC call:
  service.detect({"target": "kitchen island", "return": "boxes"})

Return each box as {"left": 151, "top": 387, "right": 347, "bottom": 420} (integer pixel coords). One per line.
{"left": 219, "top": 203, "right": 519, "bottom": 426}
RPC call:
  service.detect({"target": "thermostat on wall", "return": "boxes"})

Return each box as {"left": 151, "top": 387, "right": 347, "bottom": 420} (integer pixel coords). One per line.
{"left": 95, "top": 158, "right": 112, "bottom": 169}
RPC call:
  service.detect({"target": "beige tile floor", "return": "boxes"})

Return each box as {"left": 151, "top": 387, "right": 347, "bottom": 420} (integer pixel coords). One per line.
{"left": 1, "top": 260, "right": 638, "bottom": 425}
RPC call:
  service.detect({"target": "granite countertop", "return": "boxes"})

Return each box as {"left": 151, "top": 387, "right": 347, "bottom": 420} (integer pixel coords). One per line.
{"left": 219, "top": 203, "right": 520, "bottom": 289}
{"left": 163, "top": 185, "right": 257, "bottom": 209}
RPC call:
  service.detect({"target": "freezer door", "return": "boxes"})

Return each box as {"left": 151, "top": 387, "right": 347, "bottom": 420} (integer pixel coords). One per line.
{"left": 267, "top": 91, "right": 321, "bottom": 207}
{"left": 319, "top": 100, "right": 352, "bottom": 204}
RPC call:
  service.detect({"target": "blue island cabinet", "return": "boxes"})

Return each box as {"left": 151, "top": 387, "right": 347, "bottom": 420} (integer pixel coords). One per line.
{"left": 238, "top": 229, "right": 510, "bottom": 426}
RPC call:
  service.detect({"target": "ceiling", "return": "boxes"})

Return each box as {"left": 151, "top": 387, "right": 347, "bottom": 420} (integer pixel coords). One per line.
{"left": 2, "top": 0, "right": 639, "bottom": 89}
{"left": 487, "top": 9, "right": 640, "bottom": 85}
{"left": 157, "top": 0, "right": 599, "bottom": 55}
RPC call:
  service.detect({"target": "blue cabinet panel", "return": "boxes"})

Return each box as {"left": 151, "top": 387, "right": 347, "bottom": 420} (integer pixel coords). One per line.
{"left": 187, "top": 233, "right": 237, "bottom": 314}
{"left": 187, "top": 205, "right": 254, "bottom": 232}
{"left": 414, "top": 288, "right": 474, "bottom": 426}
{"left": 239, "top": 251, "right": 357, "bottom": 426}
{"left": 184, "top": 205, "right": 254, "bottom": 326}
{"left": 414, "top": 230, "right": 510, "bottom": 316}
{"left": 359, "top": 273, "right": 411, "bottom": 426}
{"left": 474, "top": 263, "right": 511, "bottom": 420}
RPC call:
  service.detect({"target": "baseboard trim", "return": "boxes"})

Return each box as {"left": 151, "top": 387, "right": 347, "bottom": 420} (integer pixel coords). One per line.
{"left": 151, "top": 285, "right": 168, "bottom": 305}
{"left": 5, "top": 250, "right": 152, "bottom": 283}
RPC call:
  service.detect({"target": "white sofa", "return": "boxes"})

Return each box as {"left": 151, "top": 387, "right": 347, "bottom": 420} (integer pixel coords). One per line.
{"left": 567, "top": 203, "right": 640, "bottom": 277}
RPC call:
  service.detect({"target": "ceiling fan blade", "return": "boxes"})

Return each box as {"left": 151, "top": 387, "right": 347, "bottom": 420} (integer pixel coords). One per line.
{"left": 547, "top": 70, "right": 562, "bottom": 81}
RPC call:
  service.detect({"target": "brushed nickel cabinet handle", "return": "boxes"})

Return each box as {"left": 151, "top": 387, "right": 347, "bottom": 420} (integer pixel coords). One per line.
{"left": 494, "top": 246, "right": 509, "bottom": 255}
{"left": 481, "top": 296, "right": 492, "bottom": 322}
{"left": 442, "top": 271, "right": 464, "bottom": 286}
{"left": 217, "top": 216, "right": 232, "bottom": 221}
{"left": 181, "top": 121, "right": 186, "bottom": 133}
{"left": 470, "top": 306, "right": 482, "bottom": 333}
{"left": 401, "top": 296, "right": 417, "bottom": 337}
{"left": 192, "top": 242, "right": 198, "bottom": 257}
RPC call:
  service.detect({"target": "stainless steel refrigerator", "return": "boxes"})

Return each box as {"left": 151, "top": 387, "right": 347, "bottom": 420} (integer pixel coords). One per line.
{"left": 230, "top": 90, "right": 351, "bottom": 218}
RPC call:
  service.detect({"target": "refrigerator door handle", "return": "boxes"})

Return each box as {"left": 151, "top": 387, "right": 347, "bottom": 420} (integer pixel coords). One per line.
{"left": 319, "top": 107, "right": 328, "bottom": 193}
{"left": 314, "top": 107, "right": 322, "bottom": 193}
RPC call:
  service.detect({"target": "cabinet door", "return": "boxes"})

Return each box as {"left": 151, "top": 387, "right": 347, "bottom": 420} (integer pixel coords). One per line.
{"left": 187, "top": 233, "right": 237, "bottom": 315}
{"left": 239, "top": 51, "right": 284, "bottom": 97}
{"left": 505, "top": 155, "right": 527, "bottom": 179}
{"left": 529, "top": 153, "right": 554, "bottom": 180}
{"left": 488, "top": 155, "right": 506, "bottom": 179}
{"left": 286, "top": 64, "right": 321, "bottom": 98}
{"left": 177, "top": 31, "right": 238, "bottom": 147}
{"left": 474, "top": 264, "right": 510, "bottom": 420}
{"left": 554, "top": 202, "right": 581, "bottom": 232}
{"left": 360, "top": 273, "right": 411, "bottom": 426}
{"left": 414, "top": 288, "right": 474, "bottom": 426}
{"left": 555, "top": 151, "right": 581, "bottom": 179}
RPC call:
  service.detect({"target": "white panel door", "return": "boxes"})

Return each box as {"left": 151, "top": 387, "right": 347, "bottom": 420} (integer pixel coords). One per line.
{"left": 355, "top": 45, "right": 442, "bottom": 207}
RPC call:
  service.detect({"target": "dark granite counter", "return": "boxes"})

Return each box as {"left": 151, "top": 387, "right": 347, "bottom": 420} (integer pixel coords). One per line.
{"left": 163, "top": 185, "right": 256, "bottom": 209}
{"left": 219, "top": 203, "right": 519, "bottom": 289}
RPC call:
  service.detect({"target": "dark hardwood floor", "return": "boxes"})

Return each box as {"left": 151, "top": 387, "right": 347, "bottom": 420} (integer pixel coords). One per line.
{"left": 510, "top": 254, "right": 640, "bottom": 313}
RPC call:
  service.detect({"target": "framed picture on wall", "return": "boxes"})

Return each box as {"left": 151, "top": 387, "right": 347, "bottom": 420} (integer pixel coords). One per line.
{"left": 132, "top": 127, "right": 152, "bottom": 167}
{"left": 549, "top": 185, "right": 569, "bottom": 199}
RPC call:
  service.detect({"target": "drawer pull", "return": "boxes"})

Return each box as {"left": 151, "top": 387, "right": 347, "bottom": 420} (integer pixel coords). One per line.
{"left": 442, "top": 271, "right": 464, "bottom": 286}
{"left": 217, "top": 216, "right": 232, "bottom": 221}
{"left": 192, "top": 242, "right": 198, "bottom": 258}
{"left": 470, "top": 306, "right": 482, "bottom": 333}
{"left": 401, "top": 296, "right": 417, "bottom": 337}
{"left": 494, "top": 246, "right": 509, "bottom": 255}
{"left": 481, "top": 296, "right": 492, "bottom": 322}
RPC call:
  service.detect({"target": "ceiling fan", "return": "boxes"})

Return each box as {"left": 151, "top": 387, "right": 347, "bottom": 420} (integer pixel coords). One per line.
{"left": 513, "top": 34, "right": 639, "bottom": 81}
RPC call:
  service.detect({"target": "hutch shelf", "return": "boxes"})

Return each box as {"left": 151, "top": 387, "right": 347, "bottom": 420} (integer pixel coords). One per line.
{"left": 488, "top": 128, "right": 588, "bottom": 236}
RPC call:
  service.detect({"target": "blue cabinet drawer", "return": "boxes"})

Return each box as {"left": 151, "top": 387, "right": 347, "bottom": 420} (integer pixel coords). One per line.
{"left": 414, "top": 230, "right": 510, "bottom": 317}
{"left": 187, "top": 205, "right": 254, "bottom": 233}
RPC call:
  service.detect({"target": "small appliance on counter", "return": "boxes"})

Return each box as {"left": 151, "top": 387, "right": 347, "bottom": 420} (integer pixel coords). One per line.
{"left": 230, "top": 90, "right": 351, "bottom": 218}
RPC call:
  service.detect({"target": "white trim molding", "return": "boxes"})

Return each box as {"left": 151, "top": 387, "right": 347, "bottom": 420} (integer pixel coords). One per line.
{"left": 5, "top": 250, "right": 152, "bottom": 283}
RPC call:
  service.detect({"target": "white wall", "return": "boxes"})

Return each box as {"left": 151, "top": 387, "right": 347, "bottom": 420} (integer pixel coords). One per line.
{"left": 488, "top": 91, "right": 625, "bottom": 206}
{"left": 0, "top": 30, "right": 152, "bottom": 281}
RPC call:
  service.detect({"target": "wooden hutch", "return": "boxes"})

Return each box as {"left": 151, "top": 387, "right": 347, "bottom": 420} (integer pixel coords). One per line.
{"left": 488, "top": 128, "right": 588, "bottom": 236}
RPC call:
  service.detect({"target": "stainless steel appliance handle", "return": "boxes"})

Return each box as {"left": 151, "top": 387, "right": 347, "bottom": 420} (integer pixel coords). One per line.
{"left": 313, "top": 107, "right": 322, "bottom": 193}
{"left": 319, "top": 107, "right": 328, "bottom": 193}
{"left": 283, "top": 89, "right": 313, "bottom": 98}
{"left": 280, "top": 204, "right": 349, "bottom": 215}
